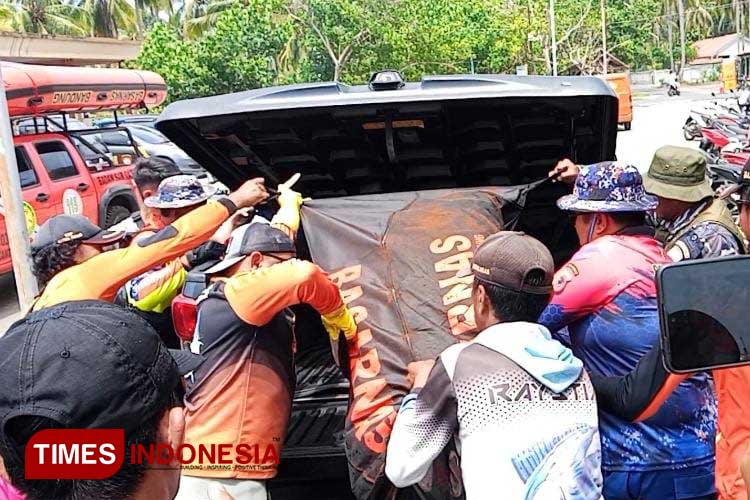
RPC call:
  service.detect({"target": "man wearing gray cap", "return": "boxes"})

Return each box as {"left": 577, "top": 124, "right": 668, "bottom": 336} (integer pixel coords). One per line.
{"left": 385, "top": 231, "right": 602, "bottom": 500}
{"left": 175, "top": 192, "right": 357, "bottom": 499}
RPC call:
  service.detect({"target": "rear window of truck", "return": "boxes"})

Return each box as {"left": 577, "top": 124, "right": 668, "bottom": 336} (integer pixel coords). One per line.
{"left": 36, "top": 141, "right": 79, "bottom": 180}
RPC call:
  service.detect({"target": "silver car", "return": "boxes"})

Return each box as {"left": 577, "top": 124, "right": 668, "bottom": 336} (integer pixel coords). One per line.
{"left": 100, "top": 124, "right": 211, "bottom": 180}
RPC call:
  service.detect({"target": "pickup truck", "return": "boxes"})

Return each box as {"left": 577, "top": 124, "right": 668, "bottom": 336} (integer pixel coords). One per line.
{"left": 0, "top": 62, "right": 167, "bottom": 275}
{"left": 158, "top": 70, "right": 618, "bottom": 500}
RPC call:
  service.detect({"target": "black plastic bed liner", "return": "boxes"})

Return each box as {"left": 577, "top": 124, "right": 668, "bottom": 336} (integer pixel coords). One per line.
{"left": 270, "top": 345, "right": 353, "bottom": 499}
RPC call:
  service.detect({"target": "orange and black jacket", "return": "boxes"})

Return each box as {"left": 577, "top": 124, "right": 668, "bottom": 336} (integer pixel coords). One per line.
{"left": 182, "top": 259, "right": 345, "bottom": 480}
{"left": 33, "top": 199, "right": 237, "bottom": 312}
{"left": 593, "top": 343, "right": 750, "bottom": 500}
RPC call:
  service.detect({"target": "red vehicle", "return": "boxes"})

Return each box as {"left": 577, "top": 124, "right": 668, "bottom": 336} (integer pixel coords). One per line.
{"left": 720, "top": 150, "right": 750, "bottom": 165}
{"left": 0, "top": 62, "right": 167, "bottom": 274}
{"left": 701, "top": 125, "right": 733, "bottom": 151}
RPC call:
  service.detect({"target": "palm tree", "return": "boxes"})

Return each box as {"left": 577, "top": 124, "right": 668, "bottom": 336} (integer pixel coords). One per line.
{"left": 180, "top": 0, "right": 235, "bottom": 38}
{"left": 2, "top": 0, "right": 89, "bottom": 36}
{"left": 685, "top": 0, "right": 715, "bottom": 36}
{"left": 134, "top": 0, "right": 173, "bottom": 38}
{"left": 662, "top": 0, "right": 717, "bottom": 75}
{"left": 81, "top": 0, "right": 136, "bottom": 37}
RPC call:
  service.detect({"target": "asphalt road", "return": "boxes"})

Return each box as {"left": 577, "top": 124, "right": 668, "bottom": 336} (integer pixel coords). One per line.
{"left": 616, "top": 83, "right": 718, "bottom": 171}
{"left": 0, "top": 82, "right": 727, "bottom": 334}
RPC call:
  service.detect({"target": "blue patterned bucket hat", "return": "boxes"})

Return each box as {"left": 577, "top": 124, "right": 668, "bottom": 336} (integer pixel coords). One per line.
{"left": 144, "top": 174, "right": 218, "bottom": 209}
{"left": 557, "top": 161, "right": 658, "bottom": 213}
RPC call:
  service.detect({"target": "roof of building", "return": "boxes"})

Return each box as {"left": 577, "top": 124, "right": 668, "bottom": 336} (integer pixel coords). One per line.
{"left": 692, "top": 33, "right": 750, "bottom": 64}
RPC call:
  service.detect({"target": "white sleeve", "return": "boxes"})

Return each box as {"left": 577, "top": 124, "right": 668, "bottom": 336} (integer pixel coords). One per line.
{"left": 385, "top": 359, "right": 458, "bottom": 488}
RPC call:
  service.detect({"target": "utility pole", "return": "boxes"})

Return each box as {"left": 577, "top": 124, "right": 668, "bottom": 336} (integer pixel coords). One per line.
{"left": 0, "top": 65, "right": 38, "bottom": 308}
{"left": 550, "top": 0, "right": 558, "bottom": 76}
{"left": 677, "top": 0, "right": 686, "bottom": 76}
{"left": 667, "top": 10, "right": 674, "bottom": 72}
{"left": 601, "top": 0, "right": 608, "bottom": 74}
{"left": 737, "top": 0, "right": 744, "bottom": 54}
{"left": 527, "top": 0, "right": 533, "bottom": 73}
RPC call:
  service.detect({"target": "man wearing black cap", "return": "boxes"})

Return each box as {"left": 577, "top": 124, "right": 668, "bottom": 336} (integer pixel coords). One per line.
{"left": 385, "top": 231, "right": 602, "bottom": 499}
{"left": 29, "top": 177, "right": 269, "bottom": 311}
{"left": 0, "top": 300, "right": 202, "bottom": 500}
{"left": 174, "top": 210, "right": 356, "bottom": 498}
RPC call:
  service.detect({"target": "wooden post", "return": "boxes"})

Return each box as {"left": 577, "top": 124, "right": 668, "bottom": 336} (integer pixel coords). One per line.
{"left": 0, "top": 64, "right": 38, "bottom": 307}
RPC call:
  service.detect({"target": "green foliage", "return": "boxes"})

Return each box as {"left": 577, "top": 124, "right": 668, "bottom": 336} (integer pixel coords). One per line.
{"left": 134, "top": 2, "right": 291, "bottom": 102}
{"left": 370, "top": 0, "right": 527, "bottom": 78}
{"left": 2, "top": 0, "right": 90, "bottom": 36}
{"left": 132, "top": 23, "right": 201, "bottom": 101}
{"left": 193, "top": 1, "right": 291, "bottom": 93}
{"left": 607, "top": 0, "right": 664, "bottom": 70}
{"left": 130, "top": 0, "right": 750, "bottom": 102}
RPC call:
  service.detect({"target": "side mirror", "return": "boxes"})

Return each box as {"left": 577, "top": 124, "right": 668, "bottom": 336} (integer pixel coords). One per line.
{"left": 658, "top": 256, "right": 750, "bottom": 373}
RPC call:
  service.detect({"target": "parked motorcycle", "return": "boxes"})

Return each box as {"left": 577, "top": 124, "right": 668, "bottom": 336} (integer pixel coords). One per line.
{"left": 707, "top": 159, "right": 742, "bottom": 218}
{"left": 681, "top": 91, "right": 749, "bottom": 220}
{"left": 738, "top": 80, "right": 750, "bottom": 114}
{"left": 683, "top": 110, "right": 711, "bottom": 141}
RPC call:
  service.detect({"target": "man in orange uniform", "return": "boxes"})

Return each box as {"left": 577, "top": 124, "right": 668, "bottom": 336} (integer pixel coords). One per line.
{"left": 174, "top": 197, "right": 356, "bottom": 498}
{"left": 29, "top": 177, "right": 269, "bottom": 311}
{"left": 117, "top": 174, "right": 240, "bottom": 347}
{"left": 108, "top": 157, "right": 182, "bottom": 233}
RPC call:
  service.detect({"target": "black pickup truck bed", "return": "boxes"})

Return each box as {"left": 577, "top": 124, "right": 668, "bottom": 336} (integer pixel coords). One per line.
{"left": 158, "top": 72, "right": 618, "bottom": 499}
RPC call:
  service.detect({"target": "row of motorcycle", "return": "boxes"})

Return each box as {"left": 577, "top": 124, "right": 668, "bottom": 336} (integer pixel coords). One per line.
{"left": 683, "top": 85, "right": 750, "bottom": 216}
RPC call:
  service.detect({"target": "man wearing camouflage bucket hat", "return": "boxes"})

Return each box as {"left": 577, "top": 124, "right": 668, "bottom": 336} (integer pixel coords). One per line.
{"left": 116, "top": 174, "right": 244, "bottom": 347}
{"left": 586, "top": 153, "right": 750, "bottom": 500}
{"left": 551, "top": 147, "right": 746, "bottom": 261}
{"left": 644, "top": 145, "right": 746, "bottom": 261}
{"left": 30, "top": 175, "right": 269, "bottom": 311}
{"left": 540, "top": 161, "right": 718, "bottom": 500}
{"left": 117, "top": 174, "right": 307, "bottom": 349}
